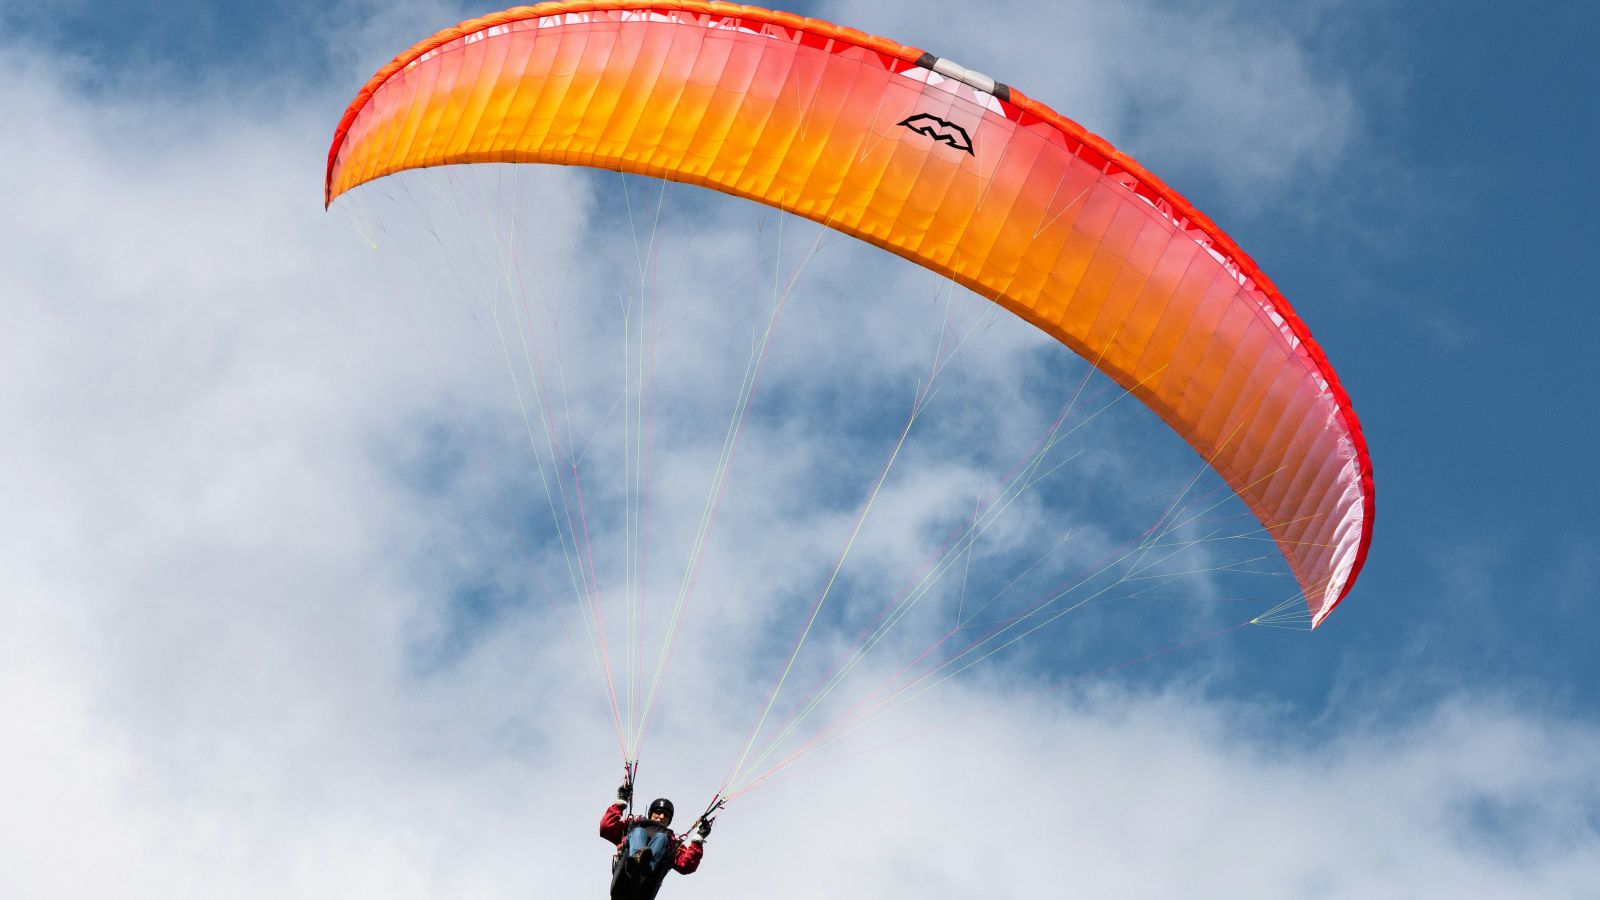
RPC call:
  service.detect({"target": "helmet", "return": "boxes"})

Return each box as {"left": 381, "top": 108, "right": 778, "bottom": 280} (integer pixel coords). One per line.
{"left": 647, "top": 798, "right": 675, "bottom": 824}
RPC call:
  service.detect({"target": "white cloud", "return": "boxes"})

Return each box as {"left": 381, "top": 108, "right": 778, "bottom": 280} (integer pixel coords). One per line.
{"left": 1, "top": 6, "right": 1595, "bottom": 899}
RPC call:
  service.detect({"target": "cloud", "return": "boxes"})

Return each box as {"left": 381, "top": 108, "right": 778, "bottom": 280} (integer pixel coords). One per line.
{"left": 2, "top": 5, "right": 1595, "bottom": 898}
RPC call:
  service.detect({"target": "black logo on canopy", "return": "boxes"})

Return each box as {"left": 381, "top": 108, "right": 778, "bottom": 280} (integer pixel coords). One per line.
{"left": 898, "top": 113, "right": 974, "bottom": 155}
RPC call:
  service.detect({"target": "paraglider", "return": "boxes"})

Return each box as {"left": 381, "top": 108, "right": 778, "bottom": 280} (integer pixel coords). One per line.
{"left": 325, "top": 1, "right": 1374, "bottom": 889}
{"left": 602, "top": 765, "right": 713, "bottom": 899}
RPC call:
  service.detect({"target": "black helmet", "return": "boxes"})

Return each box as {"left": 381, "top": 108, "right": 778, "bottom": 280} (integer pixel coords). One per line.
{"left": 647, "top": 798, "right": 675, "bottom": 824}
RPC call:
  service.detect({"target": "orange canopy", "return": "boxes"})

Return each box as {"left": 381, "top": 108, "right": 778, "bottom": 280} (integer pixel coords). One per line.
{"left": 327, "top": 1, "right": 1373, "bottom": 625}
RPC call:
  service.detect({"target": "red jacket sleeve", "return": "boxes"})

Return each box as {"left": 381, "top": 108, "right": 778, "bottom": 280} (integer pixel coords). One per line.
{"left": 599, "top": 803, "right": 630, "bottom": 844}
{"left": 670, "top": 838, "right": 703, "bottom": 874}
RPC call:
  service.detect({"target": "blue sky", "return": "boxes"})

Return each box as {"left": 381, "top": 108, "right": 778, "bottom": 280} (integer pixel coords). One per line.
{"left": 3, "top": 0, "right": 1598, "bottom": 896}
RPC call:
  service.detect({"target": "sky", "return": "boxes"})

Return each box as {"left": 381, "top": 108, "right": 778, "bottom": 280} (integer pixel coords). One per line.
{"left": 3, "top": 0, "right": 1599, "bottom": 897}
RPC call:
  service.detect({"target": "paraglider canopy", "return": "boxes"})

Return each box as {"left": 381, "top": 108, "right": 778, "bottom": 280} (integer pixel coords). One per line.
{"left": 325, "top": 0, "right": 1372, "bottom": 624}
